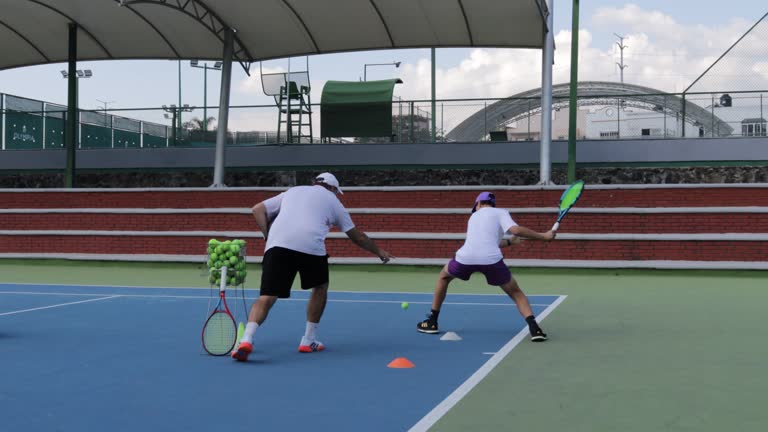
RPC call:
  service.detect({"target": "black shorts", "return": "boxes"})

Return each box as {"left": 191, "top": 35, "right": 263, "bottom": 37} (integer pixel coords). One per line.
{"left": 260, "top": 246, "right": 329, "bottom": 298}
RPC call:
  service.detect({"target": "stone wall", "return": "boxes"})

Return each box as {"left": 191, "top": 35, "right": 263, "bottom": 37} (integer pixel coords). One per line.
{"left": 1, "top": 166, "right": 766, "bottom": 188}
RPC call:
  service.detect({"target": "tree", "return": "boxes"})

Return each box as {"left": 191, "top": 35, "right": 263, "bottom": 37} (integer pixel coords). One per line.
{"left": 183, "top": 116, "right": 216, "bottom": 131}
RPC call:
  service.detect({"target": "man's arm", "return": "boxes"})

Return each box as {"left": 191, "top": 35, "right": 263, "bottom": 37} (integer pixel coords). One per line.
{"left": 252, "top": 202, "right": 270, "bottom": 241}
{"left": 345, "top": 227, "right": 394, "bottom": 263}
{"left": 509, "top": 225, "right": 556, "bottom": 241}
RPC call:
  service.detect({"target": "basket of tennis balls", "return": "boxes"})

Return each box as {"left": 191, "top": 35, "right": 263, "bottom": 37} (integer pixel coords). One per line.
{"left": 206, "top": 239, "right": 248, "bottom": 286}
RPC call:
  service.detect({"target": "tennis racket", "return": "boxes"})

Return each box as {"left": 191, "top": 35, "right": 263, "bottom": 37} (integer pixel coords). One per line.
{"left": 551, "top": 180, "right": 585, "bottom": 232}
{"left": 201, "top": 266, "right": 237, "bottom": 356}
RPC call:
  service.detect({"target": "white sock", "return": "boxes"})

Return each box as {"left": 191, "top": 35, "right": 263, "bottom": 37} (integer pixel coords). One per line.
{"left": 241, "top": 322, "right": 259, "bottom": 344}
{"left": 304, "top": 321, "right": 319, "bottom": 341}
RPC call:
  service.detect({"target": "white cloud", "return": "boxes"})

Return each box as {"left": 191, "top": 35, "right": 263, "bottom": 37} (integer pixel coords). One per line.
{"left": 388, "top": 3, "right": 766, "bottom": 101}
{"left": 226, "top": 4, "right": 768, "bottom": 133}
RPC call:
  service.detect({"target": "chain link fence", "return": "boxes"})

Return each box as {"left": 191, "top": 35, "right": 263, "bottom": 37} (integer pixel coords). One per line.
{"left": 2, "top": 90, "right": 767, "bottom": 151}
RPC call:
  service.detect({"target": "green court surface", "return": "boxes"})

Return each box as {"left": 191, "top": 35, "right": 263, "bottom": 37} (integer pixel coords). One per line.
{"left": 1, "top": 259, "right": 766, "bottom": 431}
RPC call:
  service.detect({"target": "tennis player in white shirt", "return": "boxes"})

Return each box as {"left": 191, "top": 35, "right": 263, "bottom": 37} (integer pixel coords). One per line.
{"left": 232, "top": 172, "right": 393, "bottom": 361}
{"left": 417, "top": 191, "right": 555, "bottom": 341}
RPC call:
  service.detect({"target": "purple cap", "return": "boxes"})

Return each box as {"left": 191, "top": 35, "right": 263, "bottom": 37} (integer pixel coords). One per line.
{"left": 472, "top": 192, "right": 496, "bottom": 213}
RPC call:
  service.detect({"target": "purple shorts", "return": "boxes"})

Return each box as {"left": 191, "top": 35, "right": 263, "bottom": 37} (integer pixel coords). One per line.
{"left": 446, "top": 258, "right": 511, "bottom": 286}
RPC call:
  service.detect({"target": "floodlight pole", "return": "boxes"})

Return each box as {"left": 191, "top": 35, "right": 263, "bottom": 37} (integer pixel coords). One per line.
{"left": 212, "top": 28, "right": 234, "bottom": 187}
{"left": 191, "top": 62, "right": 222, "bottom": 133}
{"left": 539, "top": 0, "right": 554, "bottom": 184}
{"left": 431, "top": 48, "right": 436, "bottom": 143}
{"left": 566, "top": 0, "right": 580, "bottom": 183}
{"left": 178, "top": 60, "right": 183, "bottom": 134}
{"left": 203, "top": 66, "right": 207, "bottom": 131}
{"left": 65, "top": 23, "right": 78, "bottom": 188}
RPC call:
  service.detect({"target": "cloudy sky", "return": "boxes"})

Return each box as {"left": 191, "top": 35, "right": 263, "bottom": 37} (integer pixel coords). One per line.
{"left": 0, "top": 1, "right": 766, "bottom": 130}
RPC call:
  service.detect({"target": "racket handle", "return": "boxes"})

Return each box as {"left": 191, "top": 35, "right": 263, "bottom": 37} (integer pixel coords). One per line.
{"left": 219, "top": 265, "right": 228, "bottom": 292}
{"left": 551, "top": 222, "right": 560, "bottom": 232}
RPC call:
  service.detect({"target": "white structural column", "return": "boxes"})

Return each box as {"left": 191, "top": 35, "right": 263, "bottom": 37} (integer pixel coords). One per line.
{"left": 539, "top": 0, "right": 555, "bottom": 184}
{"left": 212, "top": 28, "right": 234, "bottom": 187}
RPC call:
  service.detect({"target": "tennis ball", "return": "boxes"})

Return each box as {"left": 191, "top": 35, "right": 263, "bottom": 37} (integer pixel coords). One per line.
{"left": 206, "top": 258, "right": 214, "bottom": 268}
{"left": 215, "top": 246, "right": 223, "bottom": 255}
{"left": 231, "top": 244, "right": 240, "bottom": 255}
{"left": 401, "top": 302, "right": 409, "bottom": 310}
{"left": 210, "top": 253, "right": 218, "bottom": 262}
{"left": 208, "top": 239, "right": 218, "bottom": 246}
{"left": 214, "top": 260, "right": 222, "bottom": 269}
{"left": 229, "top": 256, "right": 238, "bottom": 265}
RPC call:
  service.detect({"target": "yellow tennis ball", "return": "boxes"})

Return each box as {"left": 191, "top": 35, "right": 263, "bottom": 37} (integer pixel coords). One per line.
{"left": 401, "top": 302, "right": 409, "bottom": 310}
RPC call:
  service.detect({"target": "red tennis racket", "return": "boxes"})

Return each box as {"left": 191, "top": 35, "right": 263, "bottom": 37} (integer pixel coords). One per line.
{"left": 201, "top": 266, "right": 237, "bottom": 356}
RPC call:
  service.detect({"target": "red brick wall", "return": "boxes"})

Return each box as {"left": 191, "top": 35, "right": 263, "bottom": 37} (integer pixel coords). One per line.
{"left": 2, "top": 212, "right": 766, "bottom": 234}
{"left": 2, "top": 187, "right": 767, "bottom": 263}
{"left": 3, "top": 187, "right": 768, "bottom": 209}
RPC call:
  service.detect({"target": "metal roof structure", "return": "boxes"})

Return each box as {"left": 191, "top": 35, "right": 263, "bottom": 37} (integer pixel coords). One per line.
{"left": 0, "top": 0, "right": 548, "bottom": 72}
{"left": 446, "top": 81, "right": 734, "bottom": 141}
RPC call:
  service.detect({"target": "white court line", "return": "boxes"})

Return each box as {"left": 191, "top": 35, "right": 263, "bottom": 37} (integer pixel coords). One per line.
{"left": 0, "top": 282, "right": 561, "bottom": 297}
{"left": 0, "top": 295, "right": 121, "bottom": 317}
{"left": 0, "top": 291, "right": 551, "bottom": 307}
{"left": 408, "top": 295, "right": 568, "bottom": 432}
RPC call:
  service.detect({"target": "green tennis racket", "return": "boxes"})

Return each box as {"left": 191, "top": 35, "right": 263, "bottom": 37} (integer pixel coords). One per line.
{"left": 551, "top": 181, "right": 584, "bottom": 232}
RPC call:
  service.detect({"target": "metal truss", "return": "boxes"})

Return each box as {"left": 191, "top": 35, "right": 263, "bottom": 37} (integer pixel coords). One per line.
{"left": 119, "top": 0, "right": 254, "bottom": 75}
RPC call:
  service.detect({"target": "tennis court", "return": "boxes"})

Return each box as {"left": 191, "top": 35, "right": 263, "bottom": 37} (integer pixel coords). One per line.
{"left": 1, "top": 261, "right": 767, "bottom": 431}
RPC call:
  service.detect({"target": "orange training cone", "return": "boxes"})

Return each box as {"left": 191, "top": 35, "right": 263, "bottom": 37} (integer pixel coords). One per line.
{"left": 387, "top": 357, "right": 415, "bottom": 368}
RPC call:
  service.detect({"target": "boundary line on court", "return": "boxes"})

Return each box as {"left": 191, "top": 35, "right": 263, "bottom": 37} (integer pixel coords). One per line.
{"left": 408, "top": 295, "right": 568, "bottom": 432}
{"left": 0, "top": 295, "right": 121, "bottom": 317}
{"left": 0, "top": 290, "right": 552, "bottom": 307}
{"left": 0, "top": 282, "right": 563, "bottom": 297}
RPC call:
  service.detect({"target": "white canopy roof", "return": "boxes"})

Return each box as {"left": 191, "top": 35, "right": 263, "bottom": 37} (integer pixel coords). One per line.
{"left": 0, "top": 0, "right": 548, "bottom": 71}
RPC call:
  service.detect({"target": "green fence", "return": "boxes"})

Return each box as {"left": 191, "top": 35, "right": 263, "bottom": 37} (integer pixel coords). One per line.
{"left": 1, "top": 94, "right": 169, "bottom": 150}
{"left": 3, "top": 90, "right": 767, "bottom": 151}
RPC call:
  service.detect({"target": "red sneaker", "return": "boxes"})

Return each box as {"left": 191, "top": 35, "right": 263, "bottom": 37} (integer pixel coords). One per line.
{"left": 298, "top": 339, "right": 325, "bottom": 353}
{"left": 231, "top": 341, "right": 253, "bottom": 361}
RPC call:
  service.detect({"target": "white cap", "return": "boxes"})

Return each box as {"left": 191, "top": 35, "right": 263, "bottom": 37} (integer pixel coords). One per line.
{"left": 314, "top": 172, "right": 343, "bottom": 194}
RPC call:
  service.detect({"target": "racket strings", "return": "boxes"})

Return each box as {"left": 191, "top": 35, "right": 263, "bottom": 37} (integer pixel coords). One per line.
{"left": 203, "top": 312, "right": 237, "bottom": 355}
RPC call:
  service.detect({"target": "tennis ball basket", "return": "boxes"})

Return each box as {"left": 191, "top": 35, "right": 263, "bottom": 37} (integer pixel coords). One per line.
{"left": 205, "top": 239, "right": 248, "bottom": 286}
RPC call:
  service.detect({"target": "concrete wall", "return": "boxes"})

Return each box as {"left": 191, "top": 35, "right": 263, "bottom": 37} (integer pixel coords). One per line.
{"left": 1, "top": 137, "right": 767, "bottom": 171}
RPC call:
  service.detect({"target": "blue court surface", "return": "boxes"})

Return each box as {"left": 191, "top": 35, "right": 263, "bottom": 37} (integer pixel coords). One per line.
{"left": 0, "top": 283, "right": 565, "bottom": 432}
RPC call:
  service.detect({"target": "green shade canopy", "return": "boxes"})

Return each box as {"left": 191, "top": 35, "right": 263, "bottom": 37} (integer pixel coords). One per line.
{"left": 320, "top": 79, "right": 402, "bottom": 138}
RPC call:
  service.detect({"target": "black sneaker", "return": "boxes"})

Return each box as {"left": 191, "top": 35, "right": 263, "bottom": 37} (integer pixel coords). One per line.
{"left": 530, "top": 327, "right": 548, "bottom": 342}
{"left": 417, "top": 318, "right": 439, "bottom": 334}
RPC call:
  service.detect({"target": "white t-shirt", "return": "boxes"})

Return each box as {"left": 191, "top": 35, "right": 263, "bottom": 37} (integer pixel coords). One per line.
{"left": 262, "top": 185, "right": 355, "bottom": 256}
{"left": 454, "top": 207, "right": 518, "bottom": 265}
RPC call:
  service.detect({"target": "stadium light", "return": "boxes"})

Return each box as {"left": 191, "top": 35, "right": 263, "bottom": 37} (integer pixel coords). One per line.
{"left": 190, "top": 60, "right": 223, "bottom": 131}
{"left": 363, "top": 61, "right": 401, "bottom": 81}
{"left": 61, "top": 70, "right": 93, "bottom": 79}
